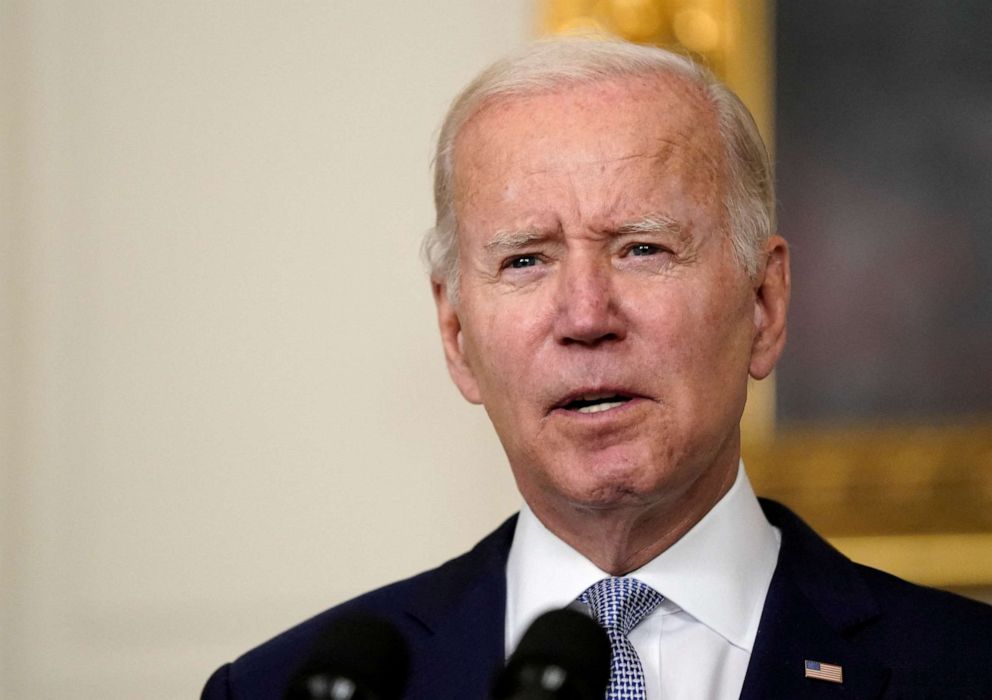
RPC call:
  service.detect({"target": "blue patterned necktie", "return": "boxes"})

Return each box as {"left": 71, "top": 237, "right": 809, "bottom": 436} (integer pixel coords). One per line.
{"left": 576, "top": 577, "right": 664, "bottom": 700}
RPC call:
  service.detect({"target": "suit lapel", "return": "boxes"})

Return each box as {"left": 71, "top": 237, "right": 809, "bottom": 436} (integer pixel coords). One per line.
{"left": 403, "top": 515, "right": 517, "bottom": 698}
{"left": 741, "top": 570, "right": 890, "bottom": 698}
{"left": 741, "top": 501, "right": 891, "bottom": 699}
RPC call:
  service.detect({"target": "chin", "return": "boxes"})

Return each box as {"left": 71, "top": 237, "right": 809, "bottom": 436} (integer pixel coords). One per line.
{"left": 567, "top": 484, "right": 651, "bottom": 511}
{"left": 554, "top": 453, "right": 671, "bottom": 510}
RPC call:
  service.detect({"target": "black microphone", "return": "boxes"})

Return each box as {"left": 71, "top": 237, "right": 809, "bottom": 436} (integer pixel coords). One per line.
{"left": 284, "top": 613, "right": 410, "bottom": 700}
{"left": 492, "top": 606, "right": 611, "bottom": 700}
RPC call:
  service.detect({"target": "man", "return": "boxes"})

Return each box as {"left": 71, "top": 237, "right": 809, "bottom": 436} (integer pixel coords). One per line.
{"left": 203, "top": 39, "right": 991, "bottom": 699}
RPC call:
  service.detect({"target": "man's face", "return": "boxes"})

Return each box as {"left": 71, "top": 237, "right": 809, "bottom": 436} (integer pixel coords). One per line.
{"left": 435, "top": 74, "right": 787, "bottom": 517}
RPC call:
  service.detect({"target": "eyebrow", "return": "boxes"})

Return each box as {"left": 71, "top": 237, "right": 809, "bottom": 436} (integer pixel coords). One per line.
{"left": 616, "top": 213, "right": 686, "bottom": 239}
{"left": 483, "top": 229, "right": 548, "bottom": 253}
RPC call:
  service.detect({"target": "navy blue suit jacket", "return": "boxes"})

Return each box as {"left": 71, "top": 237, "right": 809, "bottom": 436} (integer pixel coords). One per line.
{"left": 202, "top": 500, "right": 991, "bottom": 699}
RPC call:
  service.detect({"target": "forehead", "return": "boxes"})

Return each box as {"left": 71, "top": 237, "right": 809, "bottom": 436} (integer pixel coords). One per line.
{"left": 451, "top": 73, "right": 724, "bottom": 214}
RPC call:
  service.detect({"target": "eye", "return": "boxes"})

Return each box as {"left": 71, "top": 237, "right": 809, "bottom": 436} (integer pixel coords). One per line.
{"left": 505, "top": 255, "right": 541, "bottom": 269}
{"left": 628, "top": 243, "right": 663, "bottom": 257}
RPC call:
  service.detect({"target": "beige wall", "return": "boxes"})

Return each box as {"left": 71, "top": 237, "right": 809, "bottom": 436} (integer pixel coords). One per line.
{"left": 1, "top": 2, "right": 531, "bottom": 697}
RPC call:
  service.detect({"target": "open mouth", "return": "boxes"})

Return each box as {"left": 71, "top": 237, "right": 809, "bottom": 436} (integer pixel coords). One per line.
{"left": 559, "top": 394, "right": 634, "bottom": 414}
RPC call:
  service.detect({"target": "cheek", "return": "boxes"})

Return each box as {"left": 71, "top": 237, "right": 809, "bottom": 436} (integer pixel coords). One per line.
{"left": 637, "top": 283, "right": 752, "bottom": 381}
{"left": 634, "top": 291, "right": 704, "bottom": 358}
{"left": 463, "top": 305, "right": 537, "bottom": 397}
{"left": 690, "top": 296, "right": 757, "bottom": 419}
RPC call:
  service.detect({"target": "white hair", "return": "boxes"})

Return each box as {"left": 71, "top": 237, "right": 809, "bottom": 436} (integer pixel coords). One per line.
{"left": 422, "top": 38, "right": 775, "bottom": 303}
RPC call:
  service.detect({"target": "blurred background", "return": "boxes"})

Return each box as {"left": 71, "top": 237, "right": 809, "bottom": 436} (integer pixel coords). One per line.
{"left": 2, "top": 1, "right": 989, "bottom": 698}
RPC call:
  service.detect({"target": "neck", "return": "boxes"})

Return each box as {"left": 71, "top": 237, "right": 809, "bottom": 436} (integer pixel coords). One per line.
{"left": 528, "top": 447, "right": 740, "bottom": 575}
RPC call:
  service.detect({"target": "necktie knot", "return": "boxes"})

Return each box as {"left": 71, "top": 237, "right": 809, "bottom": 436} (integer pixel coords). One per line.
{"left": 575, "top": 577, "right": 663, "bottom": 699}
{"left": 577, "top": 577, "right": 664, "bottom": 637}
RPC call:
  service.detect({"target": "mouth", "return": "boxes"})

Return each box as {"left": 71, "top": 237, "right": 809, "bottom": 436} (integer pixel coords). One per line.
{"left": 552, "top": 390, "right": 642, "bottom": 415}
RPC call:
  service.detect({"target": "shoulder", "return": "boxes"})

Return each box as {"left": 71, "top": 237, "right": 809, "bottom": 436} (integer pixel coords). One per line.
{"left": 762, "top": 497, "right": 990, "bottom": 621}
{"left": 202, "top": 515, "right": 517, "bottom": 700}
{"left": 852, "top": 561, "right": 991, "bottom": 659}
{"left": 844, "top": 557, "right": 992, "bottom": 696}
{"left": 759, "top": 499, "right": 991, "bottom": 692}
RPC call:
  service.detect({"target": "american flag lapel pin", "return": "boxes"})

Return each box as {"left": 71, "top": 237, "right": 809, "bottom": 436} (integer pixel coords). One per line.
{"left": 805, "top": 659, "right": 844, "bottom": 684}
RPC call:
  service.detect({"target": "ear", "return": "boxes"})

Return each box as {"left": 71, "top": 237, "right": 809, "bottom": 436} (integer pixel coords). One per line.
{"left": 432, "top": 279, "right": 483, "bottom": 404}
{"left": 748, "top": 235, "right": 791, "bottom": 380}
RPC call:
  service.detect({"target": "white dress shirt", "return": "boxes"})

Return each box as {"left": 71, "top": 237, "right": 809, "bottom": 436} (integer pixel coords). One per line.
{"left": 504, "top": 462, "right": 781, "bottom": 700}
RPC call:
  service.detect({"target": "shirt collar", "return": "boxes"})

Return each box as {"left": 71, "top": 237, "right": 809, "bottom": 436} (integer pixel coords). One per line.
{"left": 505, "top": 462, "right": 780, "bottom": 655}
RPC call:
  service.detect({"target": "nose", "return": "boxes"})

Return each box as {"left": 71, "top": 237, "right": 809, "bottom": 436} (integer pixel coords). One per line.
{"left": 552, "top": 256, "right": 627, "bottom": 346}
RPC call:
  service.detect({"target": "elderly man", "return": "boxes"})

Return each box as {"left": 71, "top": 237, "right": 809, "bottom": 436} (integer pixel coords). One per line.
{"left": 203, "top": 40, "right": 991, "bottom": 699}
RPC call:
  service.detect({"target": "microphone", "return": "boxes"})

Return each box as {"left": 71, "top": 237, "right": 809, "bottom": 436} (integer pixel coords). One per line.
{"left": 284, "top": 613, "right": 410, "bottom": 700}
{"left": 492, "top": 606, "right": 611, "bottom": 700}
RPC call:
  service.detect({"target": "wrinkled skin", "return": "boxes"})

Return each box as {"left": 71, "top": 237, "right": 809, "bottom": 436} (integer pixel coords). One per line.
{"left": 433, "top": 74, "right": 790, "bottom": 574}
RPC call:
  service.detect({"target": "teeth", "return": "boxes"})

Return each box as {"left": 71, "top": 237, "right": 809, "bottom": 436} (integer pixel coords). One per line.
{"left": 576, "top": 401, "right": 626, "bottom": 414}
